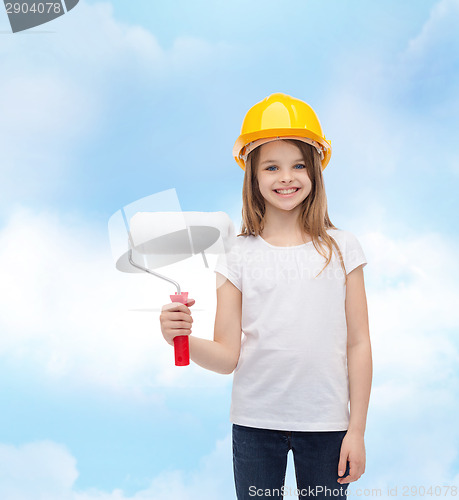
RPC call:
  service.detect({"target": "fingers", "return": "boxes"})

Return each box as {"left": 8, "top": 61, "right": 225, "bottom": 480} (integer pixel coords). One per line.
{"left": 167, "top": 311, "right": 193, "bottom": 323}
{"left": 161, "top": 300, "right": 195, "bottom": 314}
{"left": 164, "top": 319, "right": 192, "bottom": 330}
{"left": 337, "top": 461, "right": 364, "bottom": 484}
{"left": 338, "top": 456, "right": 347, "bottom": 479}
{"left": 159, "top": 300, "right": 195, "bottom": 346}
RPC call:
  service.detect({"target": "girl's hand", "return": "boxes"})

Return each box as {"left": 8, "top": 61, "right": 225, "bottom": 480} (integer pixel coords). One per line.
{"left": 159, "top": 299, "right": 195, "bottom": 346}
{"left": 337, "top": 431, "right": 366, "bottom": 484}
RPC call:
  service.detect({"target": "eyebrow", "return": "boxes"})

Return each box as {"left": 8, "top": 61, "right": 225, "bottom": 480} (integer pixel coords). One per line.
{"left": 260, "top": 159, "right": 305, "bottom": 165}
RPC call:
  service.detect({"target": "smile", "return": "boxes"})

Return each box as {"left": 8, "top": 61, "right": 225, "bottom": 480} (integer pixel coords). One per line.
{"left": 273, "top": 188, "right": 300, "bottom": 197}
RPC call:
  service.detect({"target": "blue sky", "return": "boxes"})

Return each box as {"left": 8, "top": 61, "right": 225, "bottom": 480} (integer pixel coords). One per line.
{"left": 0, "top": 0, "right": 458, "bottom": 498}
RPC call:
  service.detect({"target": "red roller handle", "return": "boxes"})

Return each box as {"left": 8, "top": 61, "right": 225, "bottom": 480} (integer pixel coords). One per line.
{"left": 170, "top": 292, "right": 190, "bottom": 366}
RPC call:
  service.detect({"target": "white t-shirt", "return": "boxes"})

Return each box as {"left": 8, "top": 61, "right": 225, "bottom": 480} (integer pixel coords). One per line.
{"left": 213, "top": 228, "right": 367, "bottom": 431}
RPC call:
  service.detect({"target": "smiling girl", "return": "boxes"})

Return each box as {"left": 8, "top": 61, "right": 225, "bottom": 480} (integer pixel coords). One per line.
{"left": 160, "top": 92, "right": 372, "bottom": 499}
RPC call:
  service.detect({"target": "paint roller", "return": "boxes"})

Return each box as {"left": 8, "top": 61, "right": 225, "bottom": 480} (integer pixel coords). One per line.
{"left": 110, "top": 205, "right": 236, "bottom": 366}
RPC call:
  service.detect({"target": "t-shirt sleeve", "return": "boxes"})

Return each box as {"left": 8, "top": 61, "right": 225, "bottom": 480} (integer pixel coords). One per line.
{"left": 343, "top": 231, "right": 368, "bottom": 275}
{"left": 213, "top": 242, "right": 242, "bottom": 292}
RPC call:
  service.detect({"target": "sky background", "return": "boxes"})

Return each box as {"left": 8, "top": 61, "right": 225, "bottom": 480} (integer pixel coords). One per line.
{"left": 0, "top": 0, "right": 458, "bottom": 498}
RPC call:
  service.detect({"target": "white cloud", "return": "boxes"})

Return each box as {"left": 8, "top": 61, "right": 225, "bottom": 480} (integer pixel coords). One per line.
{"left": 0, "top": 0, "right": 235, "bottom": 209}
{"left": 402, "top": 0, "right": 459, "bottom": 66}
{"left": 351, "top": 220, "right": 459, "bottom": 488}
{"left": 0, "top": 440, "right": 78, "bottom": 500}
{"left": 1, "top": 202, "right": 459, "bottom": 485}
{"left": 1, "top": 202, "right": 459, "bottom": 402}
{"left": 0, "top": 436, "right": 236, "bottom": 500}
{"left": 324, "top": 0, "right": 459, "bottom": 181}
{"left": 395, "top": 0, "right": 459, "bottom": 114}
{"left": 45, "top": 2, "right": 232, "bottom": 75}
{"left": 0, "top": 205, "right": 228, "bottom": 394}
{"left": 1, "top": 0, "right": 458, "bottom": 495}
{"left": 0, "top": 434, "right": 304, "bottom": 500}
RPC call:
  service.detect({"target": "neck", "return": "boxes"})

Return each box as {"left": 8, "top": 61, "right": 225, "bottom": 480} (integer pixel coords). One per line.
{"left": 261, "top": 207, "right": 305, "bottom": 239}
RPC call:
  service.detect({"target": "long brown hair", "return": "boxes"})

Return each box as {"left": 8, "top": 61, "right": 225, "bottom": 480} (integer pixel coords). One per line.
{"left": 237, "top": 139, "right": 348, "bottom": 284}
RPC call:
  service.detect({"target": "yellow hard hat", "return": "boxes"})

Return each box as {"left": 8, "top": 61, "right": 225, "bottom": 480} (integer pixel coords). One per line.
{"left": 233, "top": 92, "right": 332, "bottom": 171}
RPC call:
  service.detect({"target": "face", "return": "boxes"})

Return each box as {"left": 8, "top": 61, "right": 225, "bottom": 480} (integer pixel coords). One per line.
{"left": 255, "top": 140, "right": 312, "bottom": 215}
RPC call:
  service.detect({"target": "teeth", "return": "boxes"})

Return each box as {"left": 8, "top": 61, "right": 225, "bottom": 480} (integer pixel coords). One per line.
{"left": 275, "top": 188, "right": 298, "bottom": 194}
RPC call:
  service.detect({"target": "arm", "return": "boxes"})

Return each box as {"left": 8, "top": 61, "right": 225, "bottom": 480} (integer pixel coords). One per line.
{"left": 189, "top": 274, "right": 242, "bottom": 375}
{"left": 337, "top": 264, "right": 372, "bottom": 484}
{"left": 189, "top": 337, "right": 237, "bottom": 375}
{"left": 346, "top": 265, "right": 372, "bottom": 435}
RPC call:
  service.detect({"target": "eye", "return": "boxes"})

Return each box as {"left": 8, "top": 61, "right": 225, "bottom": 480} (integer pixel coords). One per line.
{"left": 265, "top": 164, "right": 306, "bottom": 171}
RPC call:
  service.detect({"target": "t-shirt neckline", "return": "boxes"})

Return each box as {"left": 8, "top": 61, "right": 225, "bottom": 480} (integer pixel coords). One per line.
{"left": 256, "top": 234, "right": 314, "bottom": 249}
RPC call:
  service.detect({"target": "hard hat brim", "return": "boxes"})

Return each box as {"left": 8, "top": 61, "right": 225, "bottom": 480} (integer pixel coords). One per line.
{"left": 233, "top": 128, "right": 332, "bottom": 171}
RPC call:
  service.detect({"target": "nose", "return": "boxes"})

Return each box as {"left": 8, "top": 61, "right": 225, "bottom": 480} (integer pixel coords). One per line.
{"left": 280, "top": 174, "right": 294, "bottom": 183}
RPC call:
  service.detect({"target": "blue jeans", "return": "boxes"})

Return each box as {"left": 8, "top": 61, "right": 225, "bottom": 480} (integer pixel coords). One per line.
{"left": 232, "top": 424, "right": 351, "bottom": 499}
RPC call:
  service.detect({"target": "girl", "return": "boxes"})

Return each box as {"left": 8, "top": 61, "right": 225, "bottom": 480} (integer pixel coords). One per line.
{"left": 159, "top": 92, "right": 372, "bottom": 499}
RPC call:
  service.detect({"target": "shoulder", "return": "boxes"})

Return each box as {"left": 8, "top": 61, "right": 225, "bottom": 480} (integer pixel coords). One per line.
{"left": 324, "top": 228, "right": 365, "bottom": 258}
{"left": 221, "top": 234, "right": 250, "bottom": 262}
{"left": 325, "top": 227, "right": 345, "bottom": 245}
{"left": 229, "top": 233, "right": 250, "bottom": 249}
{"left": 326, "top": 227, "right": 359, "bottom": 244}
{"left": 224, "top": 234, "right": 260, "bottom": 266}
{"left": 230, "top": 233, "right": 255, "bottom": 250}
